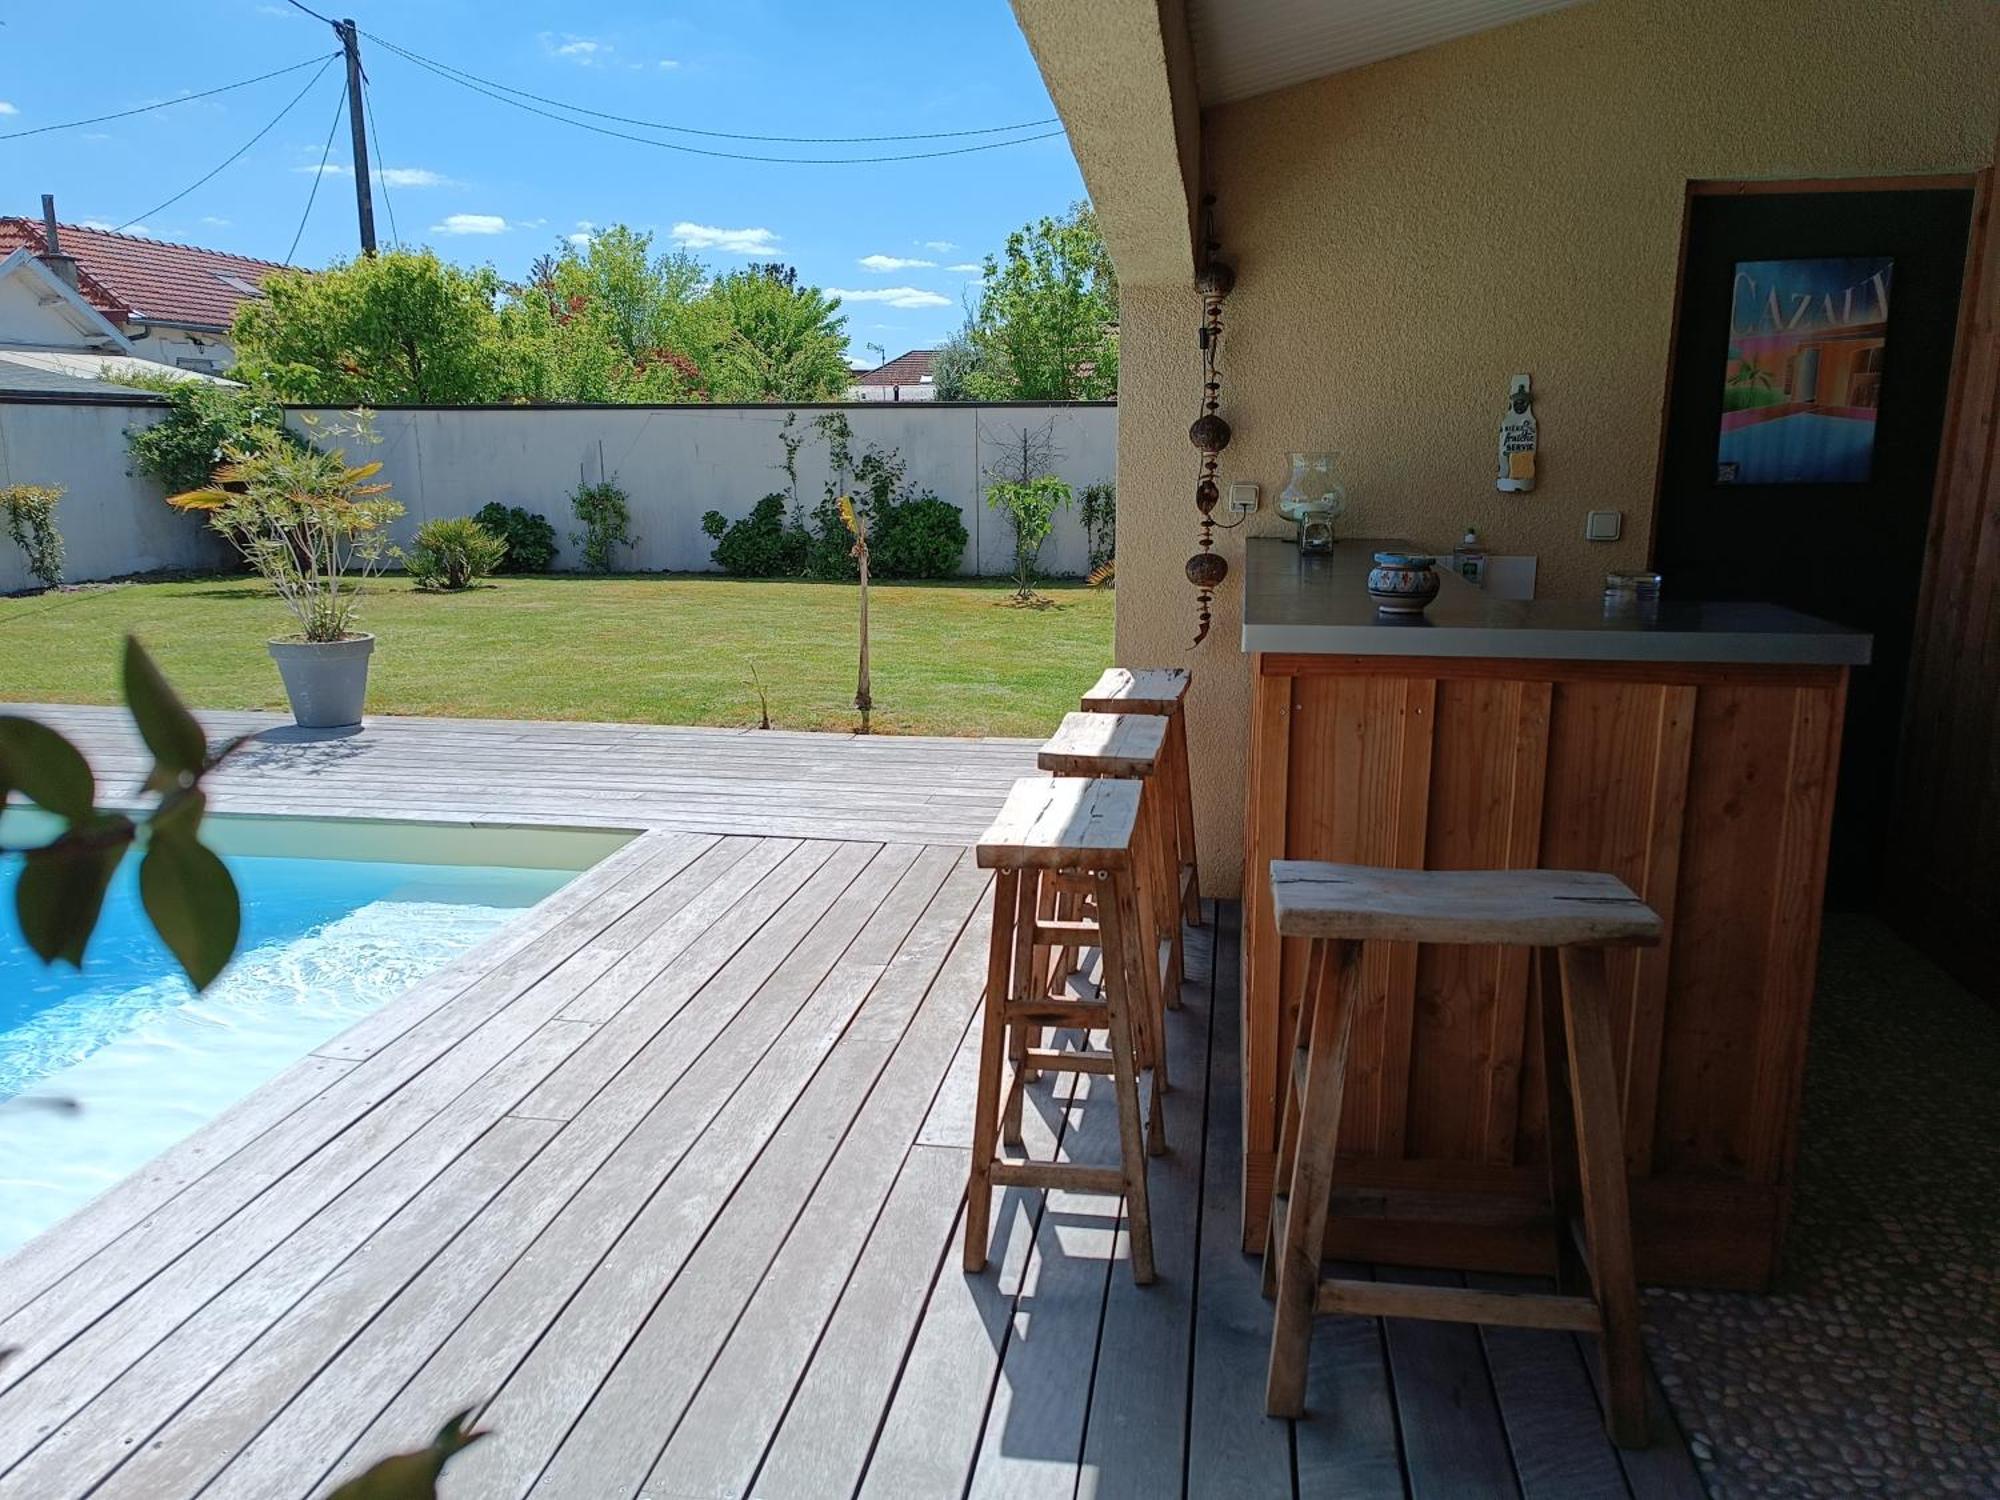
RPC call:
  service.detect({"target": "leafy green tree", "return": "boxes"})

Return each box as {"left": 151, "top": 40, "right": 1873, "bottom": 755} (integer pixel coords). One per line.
{"left": 929, "top": 324, "right": 981, "bottom": 401}
{"left": 231, "top": 250, "right": 507, "bottom": 404}
{"left": 967, "top": 201, "right": 1118, "bottom": 401}
{"left": 703, "top": 265, "right": 850, "bottom": 402}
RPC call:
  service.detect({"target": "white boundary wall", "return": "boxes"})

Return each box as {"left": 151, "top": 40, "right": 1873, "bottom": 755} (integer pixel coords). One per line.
{"left": 0, "top": 397, "right": 1115, "bottom": 591}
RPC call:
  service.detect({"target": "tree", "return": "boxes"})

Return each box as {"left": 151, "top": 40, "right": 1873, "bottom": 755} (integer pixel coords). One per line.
{"left": 966, "top": 201, "right": 1118, "bottom": 401}
{"left": 929, "top": 324, "right": 981, "bottom": 401}
{"left": 231, "top": 250, "right": 507, "bottom": 404}
{"left": 703, "top": 266, "right": 850, "bottom": 402}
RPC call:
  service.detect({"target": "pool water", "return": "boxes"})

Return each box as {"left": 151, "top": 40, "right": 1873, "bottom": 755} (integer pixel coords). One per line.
{"left": 0, "top": 841, "right": 574, "bottom": 1253}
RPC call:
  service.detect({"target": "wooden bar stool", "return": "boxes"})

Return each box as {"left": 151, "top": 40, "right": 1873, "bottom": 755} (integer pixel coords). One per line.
{"left": 1261, "top": 861, "right": 1663, "bottom": 1448}
{"left": 965, "top": 776, "right": 1159, "bottom": 1285}
{"left": 1039, "top": 711, "right": 1182, "bottom": 1026}
{"left": 1080, "top": 667, "right": 1201, "bottom": 930}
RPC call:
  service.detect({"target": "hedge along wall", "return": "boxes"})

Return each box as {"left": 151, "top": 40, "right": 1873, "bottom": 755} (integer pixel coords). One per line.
{"left": 0, "top": 397, "right": 1116, "bottom": 591}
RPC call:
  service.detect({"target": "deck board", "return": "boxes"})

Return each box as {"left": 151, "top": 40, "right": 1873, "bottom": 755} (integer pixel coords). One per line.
{"left": 0, "top": 710, "right": 1701, "bottom": 1499}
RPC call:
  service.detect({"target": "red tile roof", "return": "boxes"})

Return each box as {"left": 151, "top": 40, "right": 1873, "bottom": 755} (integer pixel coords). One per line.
{"left": 853, "top": 349, "right": 936, "bottom": 387}
{"left": 0, "top": 219, "right": 287, "bottom": 332}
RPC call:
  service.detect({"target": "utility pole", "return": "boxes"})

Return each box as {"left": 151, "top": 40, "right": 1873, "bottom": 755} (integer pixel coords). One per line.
{"left": 336, "top": 18, "right": 377, "bottom": 255}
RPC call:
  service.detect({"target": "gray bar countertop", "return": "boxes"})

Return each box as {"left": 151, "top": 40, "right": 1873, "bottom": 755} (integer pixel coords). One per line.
{"left": 1240, "top": 538, "right": 1872, "bottom": 665}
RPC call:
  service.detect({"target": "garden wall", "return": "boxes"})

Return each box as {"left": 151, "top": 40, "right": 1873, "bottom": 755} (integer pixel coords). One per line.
{"left": 0, "top": 397, "right": 1117, "bottom": 592}
{"left": 0, "top": 398, "right": 232, "bottom": 593}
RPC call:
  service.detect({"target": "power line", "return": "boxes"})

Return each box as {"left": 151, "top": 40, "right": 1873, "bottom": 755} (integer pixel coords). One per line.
{"left": 286, "top": 73, "right": 349, "bottom": 264}
{"left": 283, "top": 0, "right": 338, "bottom": 25}
{"left": 362, "top": 32, "right": 1059, "bottom": 144}
{"left": 368, "top": 37, "right": 1064, "bottom": 165}
{"left": 0, "top": 54, "right": 340, "bottom": 141}
{"left": 113, "top": 57, "right": 340, "bottom": 234}
{"left": 362, "top": 76, "right": 399, "bottom": 249}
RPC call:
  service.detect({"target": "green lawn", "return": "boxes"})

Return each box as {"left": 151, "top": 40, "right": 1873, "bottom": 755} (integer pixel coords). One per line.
{"left": 0, "top": 574, "right": 1114, "bottom": 738}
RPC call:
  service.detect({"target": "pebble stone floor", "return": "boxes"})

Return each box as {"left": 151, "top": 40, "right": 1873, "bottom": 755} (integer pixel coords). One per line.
{"left": 1642, "top": 914, "right": 1999, "bottom": 1498}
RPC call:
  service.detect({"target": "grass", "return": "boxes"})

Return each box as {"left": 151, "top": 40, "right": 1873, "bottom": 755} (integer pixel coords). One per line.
{"left": 0, "top": 573, "right": 1115, "bottom": 738}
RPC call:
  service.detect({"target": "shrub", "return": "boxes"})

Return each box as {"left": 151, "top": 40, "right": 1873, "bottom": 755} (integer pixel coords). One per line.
{"left": 987, "top": 475, "right": 1073, "bottom": 601}
{"left": 123, "top": 377, "right": 293, "bottom": 494}
{"left": 1078, "top": 481, "right": 1115, "bottom": 575}
{"left": 571, "top": 479, "right": 636, "bottom": 572}
{"left": 473, "top": 502, "right": 558, "bottom": 572}
{"left": 406, "top": 516, "right": 507, "bottom": 591}
{"left": 703, "top": 494, "right": 809, "bottom": 577}
{"left": 1, "top": 483, "right": 65, "bottom": 589}
{"left": 870, "top": 494, "right": 966, "bottom": 580}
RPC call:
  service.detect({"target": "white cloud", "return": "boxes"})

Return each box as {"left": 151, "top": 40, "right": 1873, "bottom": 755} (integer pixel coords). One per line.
{"left": 828, "top": 286, "right": 953, "bottom": 309}
{"left": 0, "top": 103, "right": 17, "bottom": 117}
{"left": 672, "top": 221, "right": 779, "bottom": 256}
{"left": 922, "top": 240, "right": 955, "bottom": 252}
{"left": 568, "top": 218, "right": 596, "bottom": 247}
{"left": 431, "top": 213, "right": 510, "bottom": 235}
{"left": 81, "top": 218, "right": 148, "bottom": 234}
{"left": 201, "top": 215, "right": 231, "bottom": 227}
{"left": 81, "top": 219, "right": 116, "bottom": 231}
{"left": 948, "top": 262, "right": 983, "bottom": 273}
{"left": 296, "top": 163, "right": 455, "bottom": 188}
{"left": 541, "top": 33, "right": 608, "bottom": 64}
{"left": 859, "top": 254, "right": 934, "bottom": 272}
{"left": 657, "top": 58, "right": 681, "bottom": 69}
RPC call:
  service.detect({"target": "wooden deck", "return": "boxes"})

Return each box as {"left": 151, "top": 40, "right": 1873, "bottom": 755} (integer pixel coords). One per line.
{"left": 0, "top": 709, "right": 1703, "bottom": 1497}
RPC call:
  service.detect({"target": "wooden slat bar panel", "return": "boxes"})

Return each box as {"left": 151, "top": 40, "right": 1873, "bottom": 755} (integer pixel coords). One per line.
{"left": 1243, "top": 652, "right": 1847, "bottom": 1289}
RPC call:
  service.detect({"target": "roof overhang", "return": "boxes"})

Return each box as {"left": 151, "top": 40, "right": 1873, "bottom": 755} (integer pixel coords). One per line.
{"left": 0, "top": 248, "right": 136, "bottom": 354}
{"left": 1012, "top": 0, "right": 1203, "bottom": 287}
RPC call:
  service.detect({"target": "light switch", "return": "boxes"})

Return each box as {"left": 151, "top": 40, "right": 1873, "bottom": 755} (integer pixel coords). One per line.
{"left": 1227, "top": 482, "right": 1259, "bottom": 515}
{"left": 1585, "top": 509, "right": 1622, "bottom": 542}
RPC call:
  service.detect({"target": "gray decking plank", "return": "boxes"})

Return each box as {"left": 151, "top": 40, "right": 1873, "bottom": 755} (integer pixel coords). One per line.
{"left": 1294, "top": 1263, "right": 1407, "bottom": 1499}
{"left": 1471, "top": 1273, "right": 1631, "bottom": 1500}
{"left": 0, "top": 1016, "right": 594, "bottom": 1483}
{"left": 1382, "top": 1267, "right": 1521, "bottom": 1500}
{"left": 1581, "top": 1344, "right": 1707, "bottom": 1500}
{"left": 1185, "top": 904, "right": 1295, "bottom": 1500}
{"left": 1076, "top": 919, "right": 1215, "bottom": 1499}
{"left": 643, "top": 867, "right": 990, "bottom": 1498}
{"left": 333, "top": 843, "right": 910, "bottom": 1495}
{"left": 23, "top": 1115, "right": 560, "bottom": 1500}
{"left": 532, "top": 849, "right": 975, "bottom": 1495}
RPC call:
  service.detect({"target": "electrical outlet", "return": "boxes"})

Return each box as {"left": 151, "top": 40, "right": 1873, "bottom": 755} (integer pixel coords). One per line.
{"left": 1585, "top": 509, "right": 1623, "bottom": 542}
{"left": 1227, "top": 481, "right": 1259, "bottom": 515}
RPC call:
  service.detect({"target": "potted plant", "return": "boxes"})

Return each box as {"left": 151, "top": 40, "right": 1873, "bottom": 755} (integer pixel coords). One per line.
{"left": 170, "top": 412, "right": 403, "bottom": 728}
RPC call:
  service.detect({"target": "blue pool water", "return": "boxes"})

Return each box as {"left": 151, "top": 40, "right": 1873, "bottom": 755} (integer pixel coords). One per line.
{"left": 0, "top": 843, "right": 572, "bottom": 1252}
{"left": 1717, "top": 411, "right": 1875, "bottom": 485}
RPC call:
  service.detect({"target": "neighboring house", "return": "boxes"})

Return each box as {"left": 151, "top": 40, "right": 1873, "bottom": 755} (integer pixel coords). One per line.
{"left": 0, "top": 212, "right": 285, "bottom": 371}
{"left": 846, "top": 349, "right": 937, "bottom": 402}
{"left": 0, "top": 247, "right": 232, "bottom": 396}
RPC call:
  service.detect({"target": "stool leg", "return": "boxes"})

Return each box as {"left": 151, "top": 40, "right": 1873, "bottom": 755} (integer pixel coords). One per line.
{"left": 1536, "top": 947, "right": 1589, "bottom": 1298}
{"left": 1263, "top": 942, "right": 1324, "bottom": 1299}
{"left": 1110, "top": 853, "right": 1166, "bottom": 1156}
{"left": 1143, "top": 780, "right": 1185, "bottom": 1009}
{"left": 1557, "top": 946, "right": 1649, "bottom": 1449}
{"left": 1266, "top": 938, "right": 1358, "bottom": 1418}
{"left": 1097, "top": 869, "right": 1155, "bottom": 1284}
{"left": 964, "top": 870, "right": 1019, "bottom": 1274}
{"left": 1168, "top": 707, "right": 1202, "bottom": 928}
{"left": 1003, "top": 871, "right": 1040, "bottom": 1149}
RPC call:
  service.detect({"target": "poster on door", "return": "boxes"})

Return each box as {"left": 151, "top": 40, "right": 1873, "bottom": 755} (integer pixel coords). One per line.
{"left": 1716, "top": 255, "right": 1892, "bottom": 485}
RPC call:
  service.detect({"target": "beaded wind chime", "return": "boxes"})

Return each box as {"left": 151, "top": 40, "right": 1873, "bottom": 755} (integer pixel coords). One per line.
{"left": 1187, "top": 200, "right": 1236, "bottom": 646}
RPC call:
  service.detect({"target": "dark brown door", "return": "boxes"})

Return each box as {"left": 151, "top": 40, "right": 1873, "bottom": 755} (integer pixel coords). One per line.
{"left": 1655, "top": 186, "right": 1974, "bottom": 907}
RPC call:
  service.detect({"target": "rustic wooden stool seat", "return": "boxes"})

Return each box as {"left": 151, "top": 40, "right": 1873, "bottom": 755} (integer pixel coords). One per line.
{"left": 1040, "top": 711, "right": 1182, "bottom": 1022}
{"left": 1262, "top": 859, "right": 1663, "bottom": 1448}
{"left": 965, "top": 776, "right": 1163, "bottom": 1284}
{"left": 1081, "top": 667, "right": 1201, "bottom": 930}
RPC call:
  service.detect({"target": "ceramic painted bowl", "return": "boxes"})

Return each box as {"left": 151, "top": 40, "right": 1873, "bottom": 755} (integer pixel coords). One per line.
{"left": 1367, "top": 552, "right": 1440, "bottom": 614}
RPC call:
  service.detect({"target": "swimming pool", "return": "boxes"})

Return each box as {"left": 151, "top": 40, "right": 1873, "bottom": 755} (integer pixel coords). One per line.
{"left": 0, "top": 813, "right": 627, "bottom": 1254}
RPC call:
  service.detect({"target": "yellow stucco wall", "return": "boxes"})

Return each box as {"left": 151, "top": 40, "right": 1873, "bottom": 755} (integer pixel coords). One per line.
{"left": 1116, "top": 0, "right": 1999, "bottom": 896}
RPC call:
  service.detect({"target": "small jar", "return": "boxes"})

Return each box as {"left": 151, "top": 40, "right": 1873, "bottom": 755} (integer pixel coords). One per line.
{"left": 1367, "top": 552, "right": 1440, "bottom": 614}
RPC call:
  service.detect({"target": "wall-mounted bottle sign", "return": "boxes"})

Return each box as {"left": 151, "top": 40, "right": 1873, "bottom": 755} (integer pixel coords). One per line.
{"left": 1497, "top": 373, "right": 1537, "bottom": 492}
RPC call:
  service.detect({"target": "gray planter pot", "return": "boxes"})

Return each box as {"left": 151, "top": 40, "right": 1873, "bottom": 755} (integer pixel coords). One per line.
{"left": 267, "top": 634, "right": 375, "bottom": 728}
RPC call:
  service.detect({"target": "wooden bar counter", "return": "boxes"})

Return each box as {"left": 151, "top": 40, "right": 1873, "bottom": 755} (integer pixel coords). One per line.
{"left": 1238, "top": 539, "right": 1871, "bottom": 1290}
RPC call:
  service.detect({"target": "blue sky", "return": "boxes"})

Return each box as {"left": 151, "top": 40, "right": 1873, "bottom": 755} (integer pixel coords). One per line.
{"left": 1, "top": 1, "right": 1085, "bottom": 358}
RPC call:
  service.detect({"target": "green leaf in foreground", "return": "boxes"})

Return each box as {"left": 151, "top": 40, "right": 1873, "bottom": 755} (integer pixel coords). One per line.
{"left": 123, "top": 636, "right": 209, "bottom": 791}
{"left": 0, "top": 717, "right": 97, "bottom": 822}
{"left": 15, "top": 819, "right": 131, "bottom": 966}
{"left": 325, "top": 1408, "right": 489, "bottom": 1500}
{"left": 140, "top": 825, "right": 241, "bottom": 991}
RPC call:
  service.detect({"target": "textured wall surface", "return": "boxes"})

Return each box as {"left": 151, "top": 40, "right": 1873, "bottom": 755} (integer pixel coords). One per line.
{"left": 1116, "top": 0, "right": 2000, "bottom": 895}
